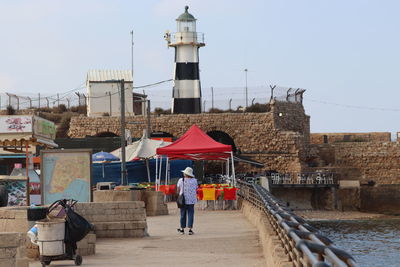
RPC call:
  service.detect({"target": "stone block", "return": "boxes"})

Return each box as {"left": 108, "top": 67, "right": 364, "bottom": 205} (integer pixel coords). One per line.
{"left": 87, "top": 234, "right": 96, "bottom": 244}
{"left": 0, "top": 233, "right": 18, "bottom": 247}
{"left": 0, "top": 247, "right": 17, "bottom": 259}
{"left": 15, "top": 258, "right": 29, "bottom": 267}
{"left": 0, "top": 258, "right": 15, "bottom": 267}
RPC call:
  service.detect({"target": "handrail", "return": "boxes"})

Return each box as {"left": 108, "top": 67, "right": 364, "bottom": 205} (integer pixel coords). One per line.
{"left": 237, "top": 180, "right": 357, "bottom": 267}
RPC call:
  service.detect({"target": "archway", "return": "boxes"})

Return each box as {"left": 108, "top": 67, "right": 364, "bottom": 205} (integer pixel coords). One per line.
{"left": 207, "top": 130, "right": 237, "bottom": 153}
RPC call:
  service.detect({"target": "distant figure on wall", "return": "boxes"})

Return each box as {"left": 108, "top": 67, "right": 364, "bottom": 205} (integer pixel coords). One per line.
{"left": 176, "top": 167, "right": 198, "bottom": 235}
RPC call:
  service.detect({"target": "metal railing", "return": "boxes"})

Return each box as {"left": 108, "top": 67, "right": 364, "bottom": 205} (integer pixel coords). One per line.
{"left": 238, "top": 180, "right": 357, "bottom": 267}
{"left": 268, "top": 172, "right": 337, "bottom": 186}
{"left": 169, "top": 32, "right": 205, "bottom": 44}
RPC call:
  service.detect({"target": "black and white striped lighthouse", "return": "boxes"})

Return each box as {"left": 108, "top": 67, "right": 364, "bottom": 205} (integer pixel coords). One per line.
{"left": 165, "top": 6, "right": 205, "bottom": 114}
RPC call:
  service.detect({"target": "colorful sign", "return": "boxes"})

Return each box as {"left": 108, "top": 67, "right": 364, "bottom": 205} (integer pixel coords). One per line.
{"left": 0, "top": 179, "right": 27, "bottom": 206}
{"left": 41, "top": 149, "right": 92, "bottom": 204}
{"left": 33, "top": 116, "right": 56, "bottom": 140}
{"left": 0, "top": 116, "right": 32, "bottom": 133}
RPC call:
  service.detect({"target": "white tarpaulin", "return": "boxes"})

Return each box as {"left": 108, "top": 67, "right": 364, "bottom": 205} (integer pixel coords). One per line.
{"left": 111, "top": 137, "right": 171, "bottom": 161}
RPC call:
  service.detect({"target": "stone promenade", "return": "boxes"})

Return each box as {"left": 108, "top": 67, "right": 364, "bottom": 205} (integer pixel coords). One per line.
{"left": 29, "top": 203, "right": 265, "bottom": 267}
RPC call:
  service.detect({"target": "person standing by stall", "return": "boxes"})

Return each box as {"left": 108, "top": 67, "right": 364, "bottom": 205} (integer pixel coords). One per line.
{"left": 177, "top": 167, "right": 198, "bottom": 235}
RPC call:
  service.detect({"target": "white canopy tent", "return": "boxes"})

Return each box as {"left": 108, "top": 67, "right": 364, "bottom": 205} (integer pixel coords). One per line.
{"left": 111, "top": 134, "right": 171, "bottom": 182}
{"left": 111, "top": 138, "right": 171, "bottom": 161}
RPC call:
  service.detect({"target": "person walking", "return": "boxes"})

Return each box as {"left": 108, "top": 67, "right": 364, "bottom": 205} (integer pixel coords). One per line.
{"left": 177, "top": 167, "right": 198, "bottom": 235}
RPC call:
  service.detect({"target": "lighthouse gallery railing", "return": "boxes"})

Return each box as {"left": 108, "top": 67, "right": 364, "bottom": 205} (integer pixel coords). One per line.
{"left": 237, "top": 180, "right": 357, "bottom": 267}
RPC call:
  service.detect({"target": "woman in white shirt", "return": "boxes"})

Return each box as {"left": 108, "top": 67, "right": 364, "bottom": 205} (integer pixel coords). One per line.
{"left": 177, "top": 167, "right": 198, "bottom": 235}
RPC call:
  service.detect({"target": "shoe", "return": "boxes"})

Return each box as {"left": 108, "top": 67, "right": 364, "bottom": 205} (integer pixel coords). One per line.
{"left": 177, "top": 228, "right": 184, "bottom": 234}
{"left": 188, "top": 229, "right": 194, "bottom": 235}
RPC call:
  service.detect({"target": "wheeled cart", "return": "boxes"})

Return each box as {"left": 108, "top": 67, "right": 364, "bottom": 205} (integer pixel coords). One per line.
{"left": 37, "top": 199, "right": 91, "bottom": 267}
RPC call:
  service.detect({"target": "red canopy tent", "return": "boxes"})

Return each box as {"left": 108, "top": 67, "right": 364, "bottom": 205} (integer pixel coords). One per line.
{"left": 156, "top": 124, "right": 232, "bottom": 160}
{"left": 155, "top": 125, "right": 236, "bottom": 188}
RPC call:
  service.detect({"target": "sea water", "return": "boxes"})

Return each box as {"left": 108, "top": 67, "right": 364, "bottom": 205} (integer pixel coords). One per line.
{"left": 311, "top": 219, "right": 400, "bottom": 266}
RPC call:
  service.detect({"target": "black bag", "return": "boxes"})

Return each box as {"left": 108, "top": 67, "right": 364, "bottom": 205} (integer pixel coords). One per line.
{"left": 176, "top": 178, "right": 185, "bottom": 208}
{"left": 64, "top": 207, "right": 94, "bottom": 243}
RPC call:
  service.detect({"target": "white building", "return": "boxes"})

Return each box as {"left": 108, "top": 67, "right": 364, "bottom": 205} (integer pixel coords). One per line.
{"left": 86, "top": 70, "right": 134, "bottom": 117}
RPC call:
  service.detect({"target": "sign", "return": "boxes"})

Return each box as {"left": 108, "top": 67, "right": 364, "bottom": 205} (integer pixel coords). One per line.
{"left": 33, "top": 116, "right": 56, "bottom": 140}
{"left": 41, "top": 149, "right": 92, "bottom": 204}
{"left": 0, "top": 116, "right": 32, "bottom": 133}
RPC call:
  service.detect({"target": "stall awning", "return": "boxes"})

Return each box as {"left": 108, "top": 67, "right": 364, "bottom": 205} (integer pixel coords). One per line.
{"left": 156, "top": 125, "right": 232, "bottom": 160}
{"left": 0, "top": 136, "right": 58, "bottom": 148}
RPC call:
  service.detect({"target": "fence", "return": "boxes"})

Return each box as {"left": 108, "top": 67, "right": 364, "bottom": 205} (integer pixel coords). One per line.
{"left": 268, "top": 172, "right": 337, "bottom": 186}
{"left": 0, "top": 83, "right": 306, "bottom": 113}
{"left": 238, "top": 180, "right": 357, "bottom": 267}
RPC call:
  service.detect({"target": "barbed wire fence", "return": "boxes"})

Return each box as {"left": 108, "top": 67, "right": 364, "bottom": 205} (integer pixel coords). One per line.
{"left": 145, "top": 84, "right": 306, "bottom": 112}
{"left": 0, "top": 82, "right": 305, "bottom": 113}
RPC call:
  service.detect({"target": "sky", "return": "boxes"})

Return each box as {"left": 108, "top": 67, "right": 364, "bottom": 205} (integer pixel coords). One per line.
{"left": 0, "top": 0, "right": 399, "bottom": 136}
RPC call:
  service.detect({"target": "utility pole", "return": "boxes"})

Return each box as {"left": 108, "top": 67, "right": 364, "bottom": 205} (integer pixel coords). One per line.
{"left": 106, "top": 92, "right": 112, "bottom": 115}
{"left": 203, "top": 100, "right": 206, "bottom": 112}
{"left": 120, "top": 80, "right": 127, "bottom": 185}
{"left": 46, "top": 97, "right": 49, "bottom": 108}
{"left": 211, "top": 87, "right": 214, "bottom": 110}
{"left": 38, "top": 93, "right": 41, "bottom": 109}
{"left": 146, "top": 100, "right": 151, "bottom": 137}
{"left": 229, "top": 99, "right": 232, "bottom": 110}
{"left": 130, "top": 30, "right": 134, "bottom": 79}
{"left": 244, "top": 68, "right": 248, "bottom": 108}
{"left": 66, "top": 98, "right": 70, "bottom": 109}
{"left": 57, "top": 93, "right": 60, "bottom": 107}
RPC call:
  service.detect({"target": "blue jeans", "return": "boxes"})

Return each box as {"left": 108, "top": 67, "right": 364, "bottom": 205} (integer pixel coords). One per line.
{"left": 180, "top": 204, "right": 194, "bottom": 228}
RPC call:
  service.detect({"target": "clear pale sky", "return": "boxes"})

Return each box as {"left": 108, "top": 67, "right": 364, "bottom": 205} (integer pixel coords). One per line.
{"left": 0, "top": 0, "right": 399, "bottom": 136}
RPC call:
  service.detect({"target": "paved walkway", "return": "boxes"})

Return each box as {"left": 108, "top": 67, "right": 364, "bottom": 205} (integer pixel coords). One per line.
{"left": 30, "top": 204, "right": 265, "bottom": 267}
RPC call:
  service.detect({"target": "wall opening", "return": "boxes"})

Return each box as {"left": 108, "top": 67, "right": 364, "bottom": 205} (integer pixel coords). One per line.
{"left": 207, "top": 130, "right": 237, "bottom": 153}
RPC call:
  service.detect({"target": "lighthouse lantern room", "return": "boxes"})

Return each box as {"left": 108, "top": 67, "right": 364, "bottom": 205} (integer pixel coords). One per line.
{"left": 165, "top": 6, "right": 205, "bottom": 114}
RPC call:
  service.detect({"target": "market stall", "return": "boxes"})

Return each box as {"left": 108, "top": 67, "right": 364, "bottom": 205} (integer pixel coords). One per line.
{"left": 111, "top": 133, "right": 171, "bottom": 182}
{"left": 156, "top": 124, "right": 235, "bottom": 190}
{"left": 0, "top": 115, "right": 57, "bottom": 205}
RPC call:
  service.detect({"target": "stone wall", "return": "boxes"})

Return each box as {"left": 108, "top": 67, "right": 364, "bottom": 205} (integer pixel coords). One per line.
{"left": 310, "top": 132, "right": 391, "bottom": 144}
{"left": 74, "top": 201, "right": 147, "bottom": 238}
{"left": 271, "top": 188, "right": 335, "bottom": 210}
{"left": 331, "top": 142, "right": 400, "bottom": 184}
{"left": 360, "top": 185, "right": 400, "bottom": 214}
{"left": 240, "top": 200, "right": 292, "bottom": 267}
{"left": 69, "top": 101, "right": 310, "bottom": 174}
{"left": 0, "top": 232, "right": 28, "bottom": 267}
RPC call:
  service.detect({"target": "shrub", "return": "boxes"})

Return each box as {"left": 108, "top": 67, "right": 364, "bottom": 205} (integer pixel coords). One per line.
{"left": 70, "top": 105, "right": 87, "bottom": 114}
{"left": 153, "top": 107, "right": 171, "bottom": 115}
{"left": 208, "top": 108, "right": 225, "bottom": 113}
{"left": 56, "top": 114, "right": 72, "bottom": 138}
{"left": 245, "top": 103, "right": 270, "bottom": 113}
{"left": 55, "top": 104, "right": 67, "bottom": 113}
{"left": 6, "top": 105, "right": 16, "bottom": 115}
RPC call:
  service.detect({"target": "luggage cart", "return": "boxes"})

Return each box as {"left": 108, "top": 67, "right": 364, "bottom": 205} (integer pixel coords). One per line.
{"left": 38, "top": 199, "right": 92, "bottom": 267}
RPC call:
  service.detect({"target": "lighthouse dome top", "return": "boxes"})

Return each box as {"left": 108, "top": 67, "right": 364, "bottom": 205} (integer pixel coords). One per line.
{"left": 176, "top": 6, "right": 196, "bottom": 21}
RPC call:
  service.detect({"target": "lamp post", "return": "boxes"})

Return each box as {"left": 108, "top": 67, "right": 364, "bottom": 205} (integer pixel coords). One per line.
{"left": 244, "top": 68, "right": 248, "bottom": 108}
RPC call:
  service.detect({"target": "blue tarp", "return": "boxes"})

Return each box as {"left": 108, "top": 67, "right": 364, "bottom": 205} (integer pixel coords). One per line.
{"left": 92, "top": 158, "right": 192, "bottom": 185}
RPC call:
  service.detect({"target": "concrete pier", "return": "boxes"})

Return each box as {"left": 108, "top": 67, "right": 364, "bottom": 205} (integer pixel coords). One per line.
{"left": 29, "top": 203, "right": 265, "bottom": 267}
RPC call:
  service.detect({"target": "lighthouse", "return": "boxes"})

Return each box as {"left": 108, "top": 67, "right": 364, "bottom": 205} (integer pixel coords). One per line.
{"left": 165, "top": 6, "right": 205, "bottom": 114}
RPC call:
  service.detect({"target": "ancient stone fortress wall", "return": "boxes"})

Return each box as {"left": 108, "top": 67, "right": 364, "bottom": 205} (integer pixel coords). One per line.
{"left": 310, "top": 132, "right": 391, "bottom": 144}
{"left": 332, "top": 142, "right": 400, "bottom": 185}
{"left": 69, "top": 101, "right": 311, "bottom": 174}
